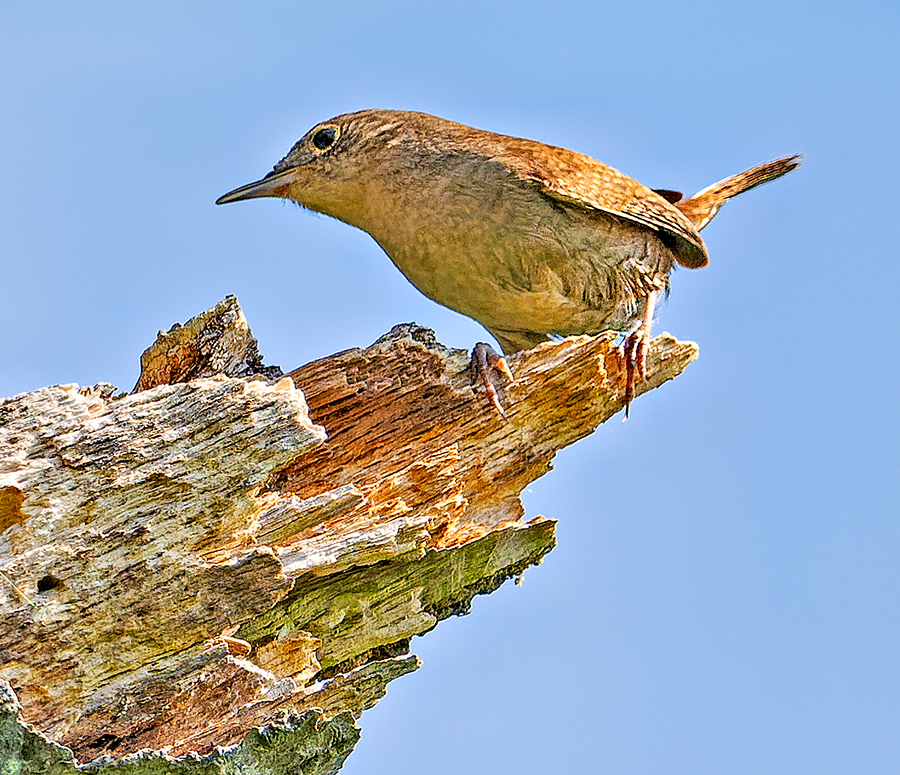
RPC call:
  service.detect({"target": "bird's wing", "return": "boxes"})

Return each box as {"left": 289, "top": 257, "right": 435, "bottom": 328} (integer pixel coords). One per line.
{"left": 489, "top": 139, "right": 709, "bottom": 269}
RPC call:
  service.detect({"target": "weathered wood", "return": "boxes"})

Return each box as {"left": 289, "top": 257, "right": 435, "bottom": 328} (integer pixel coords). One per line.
{"left": 132, "top": 295, "right": 282, "bottom": 391}
{"left": 0, "top": 298, "right": 697, "bottom": 772}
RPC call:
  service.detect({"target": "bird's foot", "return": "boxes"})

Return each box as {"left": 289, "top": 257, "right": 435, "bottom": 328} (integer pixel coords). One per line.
{"left": 470, "top": 342, "right": 515, "bottom": 417}
{"left": 622, "top": 328, "right": 649, "bottom": 420}
{"left": 621, "top": 289, "right": 659, "bottom": 419}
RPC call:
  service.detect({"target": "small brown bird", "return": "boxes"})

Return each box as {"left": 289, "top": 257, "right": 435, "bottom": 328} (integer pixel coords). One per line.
{"left": 217, "top": 109, "right": 799, "bottom": 414}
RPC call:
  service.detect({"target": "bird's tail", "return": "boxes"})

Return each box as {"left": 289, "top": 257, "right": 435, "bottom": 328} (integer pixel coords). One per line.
{"left": 676, "top": 154, "right": 801, "bottom": 231}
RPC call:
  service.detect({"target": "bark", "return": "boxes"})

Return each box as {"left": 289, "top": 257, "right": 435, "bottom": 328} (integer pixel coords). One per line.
{"left": 0, "top": 295, "right": 697, "bottom": 773}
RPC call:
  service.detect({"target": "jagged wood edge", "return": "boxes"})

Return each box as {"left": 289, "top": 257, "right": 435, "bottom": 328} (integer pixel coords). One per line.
{"left": 0, "top": 298, "right": 697, "bottom": 772}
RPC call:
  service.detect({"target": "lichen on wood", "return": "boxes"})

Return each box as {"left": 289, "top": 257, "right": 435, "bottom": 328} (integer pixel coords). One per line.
{"left": 0, "top": 296, "right": 697, "bottom": 772}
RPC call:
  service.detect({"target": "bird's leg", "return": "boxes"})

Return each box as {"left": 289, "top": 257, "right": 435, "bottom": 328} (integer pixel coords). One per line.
{"left": 470, "top": 342, "right": 515, "bottom": 417}
{"left": 622, "top": 289, "right": 658, "bottom": 418}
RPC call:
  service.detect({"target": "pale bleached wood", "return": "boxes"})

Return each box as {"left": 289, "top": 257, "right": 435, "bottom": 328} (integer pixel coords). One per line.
{"left": 0, "top": 298, "right": 697, "bottom": 772}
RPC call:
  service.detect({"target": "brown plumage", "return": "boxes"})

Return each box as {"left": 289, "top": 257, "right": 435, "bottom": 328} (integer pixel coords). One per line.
{"left": 217, "top": 109, "right": 799, "bottom": 410}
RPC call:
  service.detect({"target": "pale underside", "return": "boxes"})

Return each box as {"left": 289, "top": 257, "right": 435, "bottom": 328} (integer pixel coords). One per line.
{"left": 355, "top": 148, "right": 675, "bottom": 354}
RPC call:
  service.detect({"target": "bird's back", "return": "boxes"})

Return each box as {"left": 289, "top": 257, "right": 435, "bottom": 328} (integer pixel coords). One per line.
{"left": 347, "top": 114, "right": 679, "bottom": 351}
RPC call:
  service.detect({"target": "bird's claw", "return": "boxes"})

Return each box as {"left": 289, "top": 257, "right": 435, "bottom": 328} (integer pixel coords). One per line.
{"left": 622, "top": 329, "right": 649, "bottom": 419}
{"left": 471, "top": 342, "right": 514, "bottom": 417}
{"left": 621, "top": 289, "right": 659, "bottom": 419}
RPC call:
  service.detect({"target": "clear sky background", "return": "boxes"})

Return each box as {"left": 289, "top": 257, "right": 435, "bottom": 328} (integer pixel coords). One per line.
{"left": 2, "top": 3, "right": 898, "bottom": 774}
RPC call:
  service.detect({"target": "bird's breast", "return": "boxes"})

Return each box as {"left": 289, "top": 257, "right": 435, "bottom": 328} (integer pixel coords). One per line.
{"left": 355, "top": 151, "right": 674, "bottom": 339}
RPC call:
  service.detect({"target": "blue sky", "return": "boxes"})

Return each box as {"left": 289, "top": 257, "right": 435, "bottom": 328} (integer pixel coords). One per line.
{"left": 2, "top": 2, "right": 898, "bottom": 773}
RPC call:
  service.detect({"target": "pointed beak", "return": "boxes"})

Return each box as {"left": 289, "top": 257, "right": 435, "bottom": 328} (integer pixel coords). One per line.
{"left": 215, "top": 169, "right": 294, "bottom": 205}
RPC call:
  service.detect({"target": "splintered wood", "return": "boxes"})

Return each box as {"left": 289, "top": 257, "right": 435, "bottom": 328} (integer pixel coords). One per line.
{"left": 0, "top": 297, "right": 696, "bottom": 769}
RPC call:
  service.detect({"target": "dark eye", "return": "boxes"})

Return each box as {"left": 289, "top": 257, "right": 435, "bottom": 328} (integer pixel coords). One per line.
{"left": 312, "top": 127, "right": 337, "bottom": 150}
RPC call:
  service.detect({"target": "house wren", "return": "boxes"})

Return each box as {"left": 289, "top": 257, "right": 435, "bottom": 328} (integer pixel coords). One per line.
{"left": 217, "top": 109, "right": 799, "bottom": 413}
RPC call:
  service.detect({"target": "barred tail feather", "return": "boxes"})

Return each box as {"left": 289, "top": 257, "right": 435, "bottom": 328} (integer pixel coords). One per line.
{"left": 677, "top": 154, "right": 801, "bottom": 230}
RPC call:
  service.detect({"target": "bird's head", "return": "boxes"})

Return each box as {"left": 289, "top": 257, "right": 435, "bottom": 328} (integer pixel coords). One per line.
{"left": 215, "top": 109, "right": 414, "bottom": 227}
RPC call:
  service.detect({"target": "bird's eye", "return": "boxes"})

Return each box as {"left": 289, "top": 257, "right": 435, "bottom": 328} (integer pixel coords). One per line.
{"left": 312, "top": 127, "right": 337, "bottom": 151}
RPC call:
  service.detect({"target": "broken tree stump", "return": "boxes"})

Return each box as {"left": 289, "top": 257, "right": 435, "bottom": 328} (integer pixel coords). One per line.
{"left": 0, "top": 296, "right": 697, "bottom": 773}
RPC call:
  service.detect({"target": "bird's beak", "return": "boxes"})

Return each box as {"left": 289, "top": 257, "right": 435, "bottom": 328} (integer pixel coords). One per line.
{"left": 215, "top": 169, "right": 294, "bottom": 205}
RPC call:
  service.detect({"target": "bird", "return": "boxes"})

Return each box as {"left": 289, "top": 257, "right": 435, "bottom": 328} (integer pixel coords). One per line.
{"left": 216, "top": 109, "right": 799, "bottom": 415}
